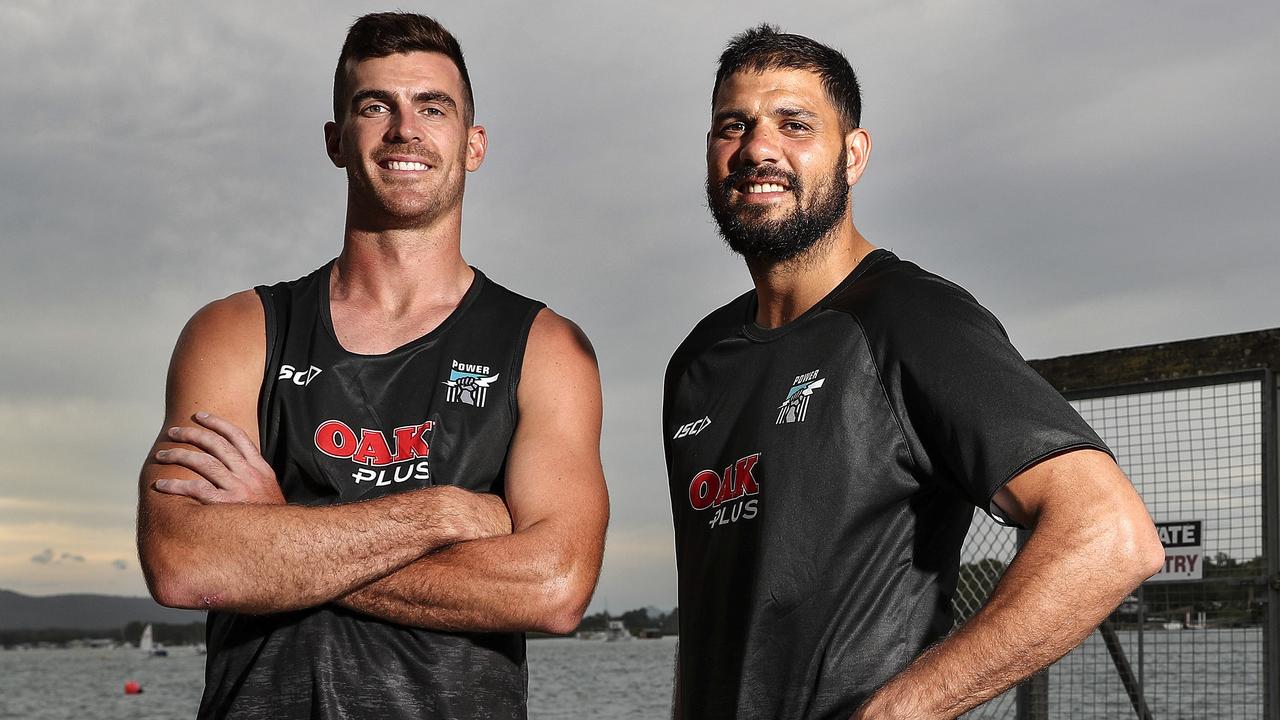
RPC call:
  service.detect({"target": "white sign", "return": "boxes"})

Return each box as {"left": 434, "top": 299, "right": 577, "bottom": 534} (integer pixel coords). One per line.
{"left": 1148, "top": 520, "right": 1203, "bottom": 582}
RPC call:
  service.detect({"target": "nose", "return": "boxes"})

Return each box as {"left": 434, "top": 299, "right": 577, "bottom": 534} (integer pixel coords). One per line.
{"left": 385, "top": 110, "right": 423, "bottom": 144}
{"left": 736, "top": 124, "right": 780, "bottom": 167}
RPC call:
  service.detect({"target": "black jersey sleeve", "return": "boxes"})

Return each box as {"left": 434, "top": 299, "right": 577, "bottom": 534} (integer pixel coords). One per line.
{"left": 847, "top": 261, "right": 1111, "bottom": 523}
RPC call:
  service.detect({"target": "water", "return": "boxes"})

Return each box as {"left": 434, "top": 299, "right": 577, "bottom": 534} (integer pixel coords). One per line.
{"left": 0, "top": 637, "right": 678, "bottom": 720}
{"left": 1048, "top": 628, "right": 1266, "bottom": 720}
{"left": 527, "top": 638, "right": 676, "bottom": 719}
{"left": 963, "top": 627, "right": 1267, "bottom": 720}
{"left": 0, "top": 630, "right": 1267, "bottom": 719}
{"left": 0, "top": 646, "right": 206, "bottom": 720}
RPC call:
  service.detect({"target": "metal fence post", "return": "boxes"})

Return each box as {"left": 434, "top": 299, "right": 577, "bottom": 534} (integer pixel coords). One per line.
{"left": 1014, "top": 527, "right": 1047, "bottom": 720}
{"left": 1015, "top": 672, "right": 1048, "bottom": 720}
{"left": 1265, "top": 370, "right": 1280, "bottom": 720}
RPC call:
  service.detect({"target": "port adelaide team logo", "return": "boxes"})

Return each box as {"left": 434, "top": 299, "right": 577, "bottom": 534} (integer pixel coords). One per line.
{"left": 776, "top": 369, "right": 825, "bottom": 425}
{"left": 443, "top": 359, "right": 500, "bottom": 407}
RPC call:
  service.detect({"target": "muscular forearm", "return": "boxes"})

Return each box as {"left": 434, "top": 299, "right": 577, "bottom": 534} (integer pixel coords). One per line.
{"left": 854, "top": 515, "right": 1160, "bottom": 719}
{"left": 328, "top": 308, "right": 609, "bottom": 636}
{"left": 140, "top": 484, "right": 505, "bottom": 614}
{"left": 335, "top": 519, "right": 598, "bottom": 634}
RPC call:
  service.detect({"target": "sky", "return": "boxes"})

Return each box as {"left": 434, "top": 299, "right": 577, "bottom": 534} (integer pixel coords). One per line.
{"left": 1, "top": 1, "right": 1277, "bottom": 612}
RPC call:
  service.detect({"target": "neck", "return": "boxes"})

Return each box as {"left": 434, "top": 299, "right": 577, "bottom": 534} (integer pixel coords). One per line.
{"left": 334, "top": 201, "right": 471, "bottom": 315}
{"left": 746, "top": 221, "right": 875, "bottom": 329}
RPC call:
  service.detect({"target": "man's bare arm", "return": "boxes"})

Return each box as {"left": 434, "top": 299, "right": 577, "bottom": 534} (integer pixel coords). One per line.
{"left": 138, "top": 292, "right": 510, "bottom": 614}
{"left": 333, "top": 309, "right": 610, "bottom": 634}
{"left": 853, "top": 449, "right": 1165, "bottom": 719}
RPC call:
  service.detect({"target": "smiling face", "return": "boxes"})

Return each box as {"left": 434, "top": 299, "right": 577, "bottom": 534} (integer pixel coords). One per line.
{"left": 325, "top": 51, "right": 485, "bottom": 227}
{"left": 706, "top": 68, "right": 853, "bottom": 263}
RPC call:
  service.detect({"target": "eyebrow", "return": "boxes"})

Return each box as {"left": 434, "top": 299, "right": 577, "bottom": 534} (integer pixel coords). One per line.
{"left": 713, "top": 109, "right": 749, "bottom": 125}
{"left": 712, "top": 106, "right": 821, "bottom": 125}
{"left": 350, "top": 89, "right": 458, "bottom": 112}
{"left": 775, "top": 106, "right": 820, "bottom": 121}
{"left": 414, "top": 91, "right": 457, "bottom": 110}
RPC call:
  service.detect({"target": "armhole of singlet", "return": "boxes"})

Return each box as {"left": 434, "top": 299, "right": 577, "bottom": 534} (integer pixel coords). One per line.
{"left": 253, "top": 285, "right": 283, "bottom": 454}
{"left": 506, "top": 301, "right": 547, "bottom": 426}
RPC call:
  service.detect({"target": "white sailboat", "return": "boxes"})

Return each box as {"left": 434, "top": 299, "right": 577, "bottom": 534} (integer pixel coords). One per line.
{"left": 139, "top": 624, "right": 168, "bottom": 657}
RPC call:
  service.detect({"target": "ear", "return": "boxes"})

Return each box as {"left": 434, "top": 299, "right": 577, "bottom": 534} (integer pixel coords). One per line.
{"left": 844, "top": 127, "right": 872, "bottom": 187}
{"left": 465, "top": 124, "right": 488, "bottom": 172}
{"left": 324, "top": 121, "right": 345, "bottom": 168}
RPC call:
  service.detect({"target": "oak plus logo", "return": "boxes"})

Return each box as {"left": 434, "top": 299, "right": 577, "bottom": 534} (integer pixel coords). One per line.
{"left": 443, "top": 359, "right": 500, "bottom": 407}
{"left": 776, "top": 369, "right": 824, "bottom": 424}
{"left": 687, "top": 453, "right": 761, "bottom": 529}
{"left": 278, "top": 364, "right": 323, "bottom": 387}
{"left": 314, "top": 419, "right": 434, "bottom": 487}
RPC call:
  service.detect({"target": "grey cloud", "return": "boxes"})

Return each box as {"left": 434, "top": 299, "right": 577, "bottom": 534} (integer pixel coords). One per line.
{"left": 29, "top": 549, "right": 87, "bottom": 564}
{"left": 2, "top": 1, "right": 1276, "bottom": 608}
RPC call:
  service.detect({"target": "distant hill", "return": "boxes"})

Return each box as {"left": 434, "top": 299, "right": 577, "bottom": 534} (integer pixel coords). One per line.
{"left": 0, "top": 589, "right": 203, "bottom": 630}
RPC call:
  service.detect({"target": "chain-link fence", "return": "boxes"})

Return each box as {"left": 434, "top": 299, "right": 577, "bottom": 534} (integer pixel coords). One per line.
{"left": 956, "top": 372, "right": 1276, "bottom": 719}
{"left": 955, "top": 509, "right": 1021, "bottom": 718}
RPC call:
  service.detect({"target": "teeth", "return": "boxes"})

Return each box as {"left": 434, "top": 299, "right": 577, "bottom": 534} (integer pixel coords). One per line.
{"left": 746, "top": 183, "right": 786, "bottom": 193}
{"left": 388, "top": 160, "right": 428, "bottom": 171}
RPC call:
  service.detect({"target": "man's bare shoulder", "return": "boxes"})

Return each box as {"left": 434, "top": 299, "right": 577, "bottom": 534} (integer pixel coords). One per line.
{"left": 516, "top": 308, "right": 601, "bottom": 418}
{"left": 525, "top": 307, "right": 597, "bottom": 366}
{"left": 168, "top": 289, "right": 266, "bottom": 395}
{"left": 180, "top": 289, "right": 264, "bottom": 343}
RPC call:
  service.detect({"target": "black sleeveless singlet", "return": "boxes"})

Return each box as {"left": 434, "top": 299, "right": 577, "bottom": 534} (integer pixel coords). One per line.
{"left": 197, "top": 261, "right": 544, "bottom": 720}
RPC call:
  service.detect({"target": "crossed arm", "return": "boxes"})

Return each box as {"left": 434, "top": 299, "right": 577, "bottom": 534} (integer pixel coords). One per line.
{"left": 138, "top": 292, "right": 608, "bottom": 633}
{"left": 851, "top": 449, "right": 1165, "bottom": 719}
{"left": 330, "top": 311, "right": 609, "bottom": 633}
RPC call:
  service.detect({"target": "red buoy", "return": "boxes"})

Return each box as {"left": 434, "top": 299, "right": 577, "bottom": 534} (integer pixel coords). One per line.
{"left": 124, "top": 680, "right": 143, "bottom": 695}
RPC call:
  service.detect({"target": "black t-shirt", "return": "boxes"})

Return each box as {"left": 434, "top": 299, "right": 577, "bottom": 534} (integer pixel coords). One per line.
{"left": 198, "top": 262, "right": 544, "bottom": 720}
{"left": 663, "top": 249, "right": 1109, "bottom": 719}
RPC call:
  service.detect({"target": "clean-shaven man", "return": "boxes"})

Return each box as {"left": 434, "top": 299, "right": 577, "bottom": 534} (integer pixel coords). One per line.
{"left": 139, "top": 13, "right": 608, "bottom": 719}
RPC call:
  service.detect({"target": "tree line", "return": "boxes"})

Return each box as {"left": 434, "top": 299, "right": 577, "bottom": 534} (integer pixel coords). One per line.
{"left": 572, "top": 607, "right": 679, "bottom": 636}
{"left": 0, "top": 621, "right": 206, "bottom": 649}
{"left": 953, "top": 552, "right": 1267, "bottom": 628}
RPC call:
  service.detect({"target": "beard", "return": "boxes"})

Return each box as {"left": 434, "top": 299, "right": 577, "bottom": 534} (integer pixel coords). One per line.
{"left": 346, "top": 143, "right": 466, "bottom": 227}
{"left": 706, "top": 149, "right": 849, "bottom": 264}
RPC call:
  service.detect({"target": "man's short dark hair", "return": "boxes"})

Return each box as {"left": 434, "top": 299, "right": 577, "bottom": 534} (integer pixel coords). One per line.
{"left": 713, "top": 24, "right": 861, "bottom": 131}
{"left": 333, "top": 12, "right": 474, "bottom": 126}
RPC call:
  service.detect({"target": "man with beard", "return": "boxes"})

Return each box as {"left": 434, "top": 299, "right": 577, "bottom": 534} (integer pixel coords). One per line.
{"left": 664, "top": 25, "right": 1164, "bottom": 718}
{"left": 137, "top": 13, "right": 608, "bottom": 719}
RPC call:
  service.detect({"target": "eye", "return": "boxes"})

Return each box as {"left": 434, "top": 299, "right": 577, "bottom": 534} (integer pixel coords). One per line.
{"left": 423, "top": 106, "right": 446, "bottom": 117}
{"left": 782, "top": 121, "right": 811, "bottom": 132}
{"left": 719, "top": 121, "right": 746, "bottom": 136}
{"left": 360, "top": 103, "right": 390, "bottom": 116}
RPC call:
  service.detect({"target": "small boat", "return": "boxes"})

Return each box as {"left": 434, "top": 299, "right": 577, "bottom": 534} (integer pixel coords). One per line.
{"left": 605, "top": 620, "right": 633, "bottom": 642}
{"left": 139, "top": 624, "right": 168, "bottom": 657}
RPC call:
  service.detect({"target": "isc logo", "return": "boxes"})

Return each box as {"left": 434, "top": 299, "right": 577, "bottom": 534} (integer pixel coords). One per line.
{"left": 673, "top": 416, "right": 712, "bottom": 439}
{"left": 278, "top": 364, "right": 323, "bottom": 387}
